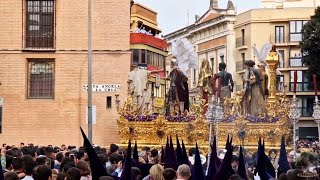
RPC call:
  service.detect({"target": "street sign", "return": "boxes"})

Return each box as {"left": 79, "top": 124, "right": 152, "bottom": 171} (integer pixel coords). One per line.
{"left": 83, "top": 84, "right": 120, "bottom": 92}
{"left": 86, "top": 106, "right": 96, "bottom": 124}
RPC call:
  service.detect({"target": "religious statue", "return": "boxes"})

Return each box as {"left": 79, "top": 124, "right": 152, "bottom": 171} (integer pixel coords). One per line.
{"left": 257, "top": 63, "right": 269, "bottom": 102}
{"left": 212, "top": 62, "right": 234, "bottom": 100}
{"left": 198, "top": 59, "right": 213, "bottom": 112}
{"left": 167, "top": 38, "right": 198, "bottom": 114}
{"left": 169, "top": 58, "right": 189, "bottom": 113}
{"left": 127, "top": 66, "right": 150, "bottom": 112}
{"left": 242, "top": 60, "right": 266, "bottom": 116}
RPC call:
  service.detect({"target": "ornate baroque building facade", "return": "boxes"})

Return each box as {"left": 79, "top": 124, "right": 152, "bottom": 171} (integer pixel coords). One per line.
{"left": 0, "top": 0, "right": 131, "bottom": 146}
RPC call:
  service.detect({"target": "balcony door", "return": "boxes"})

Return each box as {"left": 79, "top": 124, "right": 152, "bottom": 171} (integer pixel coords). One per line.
{"left": 275, "top": 26, "right": 284, "bottom": 43}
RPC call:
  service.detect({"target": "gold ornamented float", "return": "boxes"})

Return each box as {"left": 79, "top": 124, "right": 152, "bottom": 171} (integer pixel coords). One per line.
{"left": 117, "top": 46, "right": 292, "bottom": 152}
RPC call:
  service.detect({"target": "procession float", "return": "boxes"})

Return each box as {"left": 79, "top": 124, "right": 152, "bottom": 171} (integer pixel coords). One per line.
{"left": 117, "top": 40, "right": 292, "bottom": 153}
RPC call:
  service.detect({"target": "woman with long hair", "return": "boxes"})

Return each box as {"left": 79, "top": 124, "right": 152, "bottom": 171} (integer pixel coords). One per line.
{"left": 76, "top": 160, "right": 91, "bottom": 180}
{"left": 143, "top": 164, "right": 164, "bottom": 180}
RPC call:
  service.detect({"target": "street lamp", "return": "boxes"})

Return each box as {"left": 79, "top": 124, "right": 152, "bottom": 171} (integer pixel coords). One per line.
{"left": 288, "top": 95, "right": 300, "bottom": 160}
{"left": 312, "top": 97, "right": 320, "bottom": 143}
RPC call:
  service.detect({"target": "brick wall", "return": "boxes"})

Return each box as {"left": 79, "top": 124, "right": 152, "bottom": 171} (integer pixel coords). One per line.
{"left": 0, "top": 0, "right": 131, "bottom": 147}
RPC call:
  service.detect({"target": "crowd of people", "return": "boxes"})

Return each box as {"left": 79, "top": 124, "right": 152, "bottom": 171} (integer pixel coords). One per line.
{"left": 0, "top": 137, "right": 319, "bottom": 180}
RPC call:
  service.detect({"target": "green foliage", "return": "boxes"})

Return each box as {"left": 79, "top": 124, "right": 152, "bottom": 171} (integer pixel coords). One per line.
{"left": 300, "top": 6, "right": 320, "bottom": 79}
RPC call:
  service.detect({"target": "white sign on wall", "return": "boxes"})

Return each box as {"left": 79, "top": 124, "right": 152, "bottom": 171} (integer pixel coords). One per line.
{"left": 86, "top": 106, "right": 96, "bottom": 124}
{"left": 83, "top": 84, "right": 120, "bottom": 92}
{"left": 0, "top": 97, "right": 3, "bottom": 106}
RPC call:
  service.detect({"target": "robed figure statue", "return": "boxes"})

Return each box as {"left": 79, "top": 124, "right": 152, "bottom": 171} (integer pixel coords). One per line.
{"left": 198, "top": 59, "right": 213, "bottom": 109}
{"left": 242, "top": 60, "right": 266, "bottom": 116}
{"left": 167, "top": 38, "right": 199, "bottom": 115}
{"left": 169, "top": 58, "right": 189, "bottom": 113}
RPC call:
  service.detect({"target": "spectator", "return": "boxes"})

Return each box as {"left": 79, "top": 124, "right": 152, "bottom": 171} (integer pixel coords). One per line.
{"left": 76, "top": 160, "right": 91, "bottom": 180}
{"left": 163, "top": 168, "right": 176, "bottom": 180}
{"left": 5, "top": 172, "right": 19, "bottom": 180}
{"left": 35, "top": 165, "right": 52, "bottom": 180}
{"left": 176, "top": 164, "right": 191, "bottom": 180}
{"left": 66, "top": 167, "right": 81, "bottom": 180}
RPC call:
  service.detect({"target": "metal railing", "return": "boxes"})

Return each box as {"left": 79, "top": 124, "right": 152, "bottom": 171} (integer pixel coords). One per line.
{"left": 289, "top": 58, "right": 305, "bottom": 67}
{"left": 236, "top": 37, "right": 247, "bottom": 47}
{"left": 236, "top": 61, "right": 245, "bottom": 72}
{"left": 270, "top": 33, "right": 304, "bottom": 44}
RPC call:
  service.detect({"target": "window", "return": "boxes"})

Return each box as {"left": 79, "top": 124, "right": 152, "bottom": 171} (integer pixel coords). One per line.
{"left": 26, "top": 0, "right": 55, "bottom": 49}
{"left": 241, "top": 29, "right": 245, "bottom": 45}
{"left": 147, "top": 51, "right": 151, "bottom": 65}
{"left": 278, "top": 50, "right": 285, "bottom": 68}
{"left": 290, "top": 49, "right": 303, "bottom": 67}
{"left": 28, "top": 59, "right": 55, "bottom": 98}
{"left": 289, "top": 70, "right": 311, "bottom": 92}
{"left": 210, "top": 58, "right": 214, "bottom": 73}
{"left": 289, "top": 21, "right": 309, "bottom": 42}
{"left": 298, "top": 96, "right": 315, "bottom": 117}
{"left": 276, "top": 75, "right": 284, "bottom": 92}
{"left": 299, "top": 127, "right": 318, "bottom": 139}
{"left": 132, "top": 49, "right": 139, "bottom": 64}
{"left": 220, "top": 55, "right": 224, "bottom": 63}
{"left": 275, "top": 26, "right": 284, "bottom": 43}
{"left": 106, "top": 96, "right": 112, "bottom": 109}
{"left": 141, "top": 50, "right": 146, "bottom": 64}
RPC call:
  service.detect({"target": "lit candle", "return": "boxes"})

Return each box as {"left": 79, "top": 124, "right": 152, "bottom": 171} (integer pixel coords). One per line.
{"left": 314, "top": 75, "right": 317, "bottom": 97}
{"left": 218, "top": 77, "right": 222, "bottom": 98}
{"left": 294, "top": 70, "right": 297, "bottom": 94}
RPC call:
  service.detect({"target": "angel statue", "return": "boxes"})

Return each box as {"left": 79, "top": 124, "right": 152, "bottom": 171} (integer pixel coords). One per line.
{"left": 252, "top": 43, "right": 283, "bottom": 75}
{"left": 168, "top": 38, "right": 199, "bottom": 114}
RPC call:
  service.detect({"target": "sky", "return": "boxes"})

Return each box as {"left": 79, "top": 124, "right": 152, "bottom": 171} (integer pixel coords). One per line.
{"left": 135, "top": 0, "right": 261, "bottom": 34}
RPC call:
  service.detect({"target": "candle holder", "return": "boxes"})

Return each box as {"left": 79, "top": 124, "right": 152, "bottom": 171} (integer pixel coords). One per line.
{"left": 312, "top": 97, "right": 320, "bottom": 143}
{"left": 115, "top": 94, "right": 120, "bottom": 111}
{"left": 205, "top": 95, "right": 217, "bottom": 175}
{"left": 288, "top": 95, "right": 300, "bottom": 160}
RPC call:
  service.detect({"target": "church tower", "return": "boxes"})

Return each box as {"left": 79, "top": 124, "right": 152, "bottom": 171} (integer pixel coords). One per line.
{"left": 210, "top": 0, "right": 218, "bottom": 8}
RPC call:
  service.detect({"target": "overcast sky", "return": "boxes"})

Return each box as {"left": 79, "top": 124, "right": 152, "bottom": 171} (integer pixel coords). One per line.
{"left": 134, "top": 0, "right": 261, "bottom": 34}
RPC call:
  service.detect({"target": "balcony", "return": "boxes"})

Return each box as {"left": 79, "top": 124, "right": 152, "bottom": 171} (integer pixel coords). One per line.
{"left": 289, "top": 58, "right": 305, "bottom": 67}
{"left": 236, "top": 61, "right": 245, "bottom": 72}
{"left": 299, "top": 107, "right": 313, "bottom": 117}
{"left": 289, "top": 82, "right": 313, "bottom": 92}
{"left": 130, "top": 33, "right": 168, "bottom": 51}
{"left": 270, "top": 33, "right": 303, "bottom": 44}
{"left": 236, "top": 37, "right": 247, "bottom": 48}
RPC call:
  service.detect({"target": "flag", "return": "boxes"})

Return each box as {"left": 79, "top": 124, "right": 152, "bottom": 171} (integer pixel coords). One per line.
{"left": 80, "top": 127, "right": 107, "bottom": 180}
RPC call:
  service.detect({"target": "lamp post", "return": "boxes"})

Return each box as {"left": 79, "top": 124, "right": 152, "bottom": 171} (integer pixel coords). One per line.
{"left": 205, "top": 96, "right": 216, "bottom": 173}
{"left": 87, "top": 0, "right": 93, "bottom": 143}
{"left": 288, "top": 95, "right": 300, "bottom": 160}
{"left": 312, "top": 97, "right": 320, "bottom": 143}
